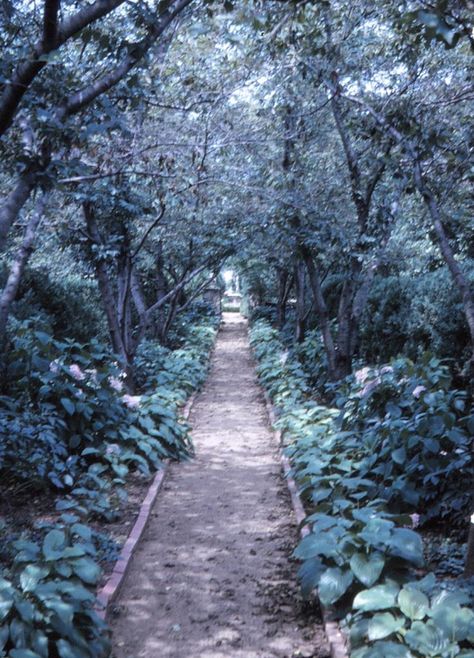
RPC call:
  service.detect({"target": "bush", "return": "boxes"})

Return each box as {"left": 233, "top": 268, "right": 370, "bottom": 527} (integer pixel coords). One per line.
{"left": 359, "top": 267, "right": 474, "bottom": 366}
{"left": 250, "top": 319, "right": 474, "bottom": 658}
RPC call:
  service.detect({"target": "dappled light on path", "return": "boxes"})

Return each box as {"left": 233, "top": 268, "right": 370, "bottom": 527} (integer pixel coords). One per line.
{"left": 110, "top": 314, "right": 329, "bottom": 658}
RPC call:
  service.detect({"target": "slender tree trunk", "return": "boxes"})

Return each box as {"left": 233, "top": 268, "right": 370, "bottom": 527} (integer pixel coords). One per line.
{"left": 276, "top": 268, "right": 293, "bottom": 330}
{"left": 0, "top": 171, "right": 38, "bottom": 253}
{"left": 294, "top": 261, "right": 306, "bottom": 343}
{"left": 0, "top": 192, "right": 49, "bottom": 351}
{"left": 301, "top": 248, "right": 338, "bottom": 379}
{"left": 413, "top": 159, "right": 474, "bottom": 376}
{"left": 83, "top": 204, "right": 132, "bottom": 377}
{"left": 465, "top": 513, "right": 474, "bottom": 577}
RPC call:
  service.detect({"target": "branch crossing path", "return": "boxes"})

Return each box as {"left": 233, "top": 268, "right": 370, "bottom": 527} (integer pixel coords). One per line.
{"left": 111, "top": 314, "right": 330, "bottom": 658}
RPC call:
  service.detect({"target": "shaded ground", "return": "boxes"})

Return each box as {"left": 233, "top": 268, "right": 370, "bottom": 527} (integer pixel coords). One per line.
{"left": 110, "top": 314, "right": 330, "bottom": 658}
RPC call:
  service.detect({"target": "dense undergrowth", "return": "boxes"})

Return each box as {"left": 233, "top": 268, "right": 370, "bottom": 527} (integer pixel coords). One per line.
{"left": 0, "top": 309, "right": 218, "bottom": 658}
{"left": 250, "top": 320, "right": 474, "bottom": 658}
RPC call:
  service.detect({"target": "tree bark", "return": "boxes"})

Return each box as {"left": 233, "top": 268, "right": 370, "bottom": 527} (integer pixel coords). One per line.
{"left": 0, "top": 171, "right": 38, "bottom": 253}
{"left": 294, "top": 260, "right": 306, "bottom": 344}
{"left": 0, "top": 192, "right": 49, "bottom": 350}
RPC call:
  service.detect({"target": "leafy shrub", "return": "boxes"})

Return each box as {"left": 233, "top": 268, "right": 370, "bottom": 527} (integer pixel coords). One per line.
{"left": 250, "top": 319, "right": 474, "bottom": 658}
{"left": 0, "top": 519, "right": 110, "bottom": 658}
{"left": 12, "top": 266, "right": 107, "bottom": 344}
{"left": 359, "top": 266, "right": 474, "bottom": 366}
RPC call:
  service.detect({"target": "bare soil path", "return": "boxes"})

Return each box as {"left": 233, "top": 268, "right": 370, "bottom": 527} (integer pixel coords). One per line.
{"left": 110, "top": 314, "right": 330, "bottom": 658}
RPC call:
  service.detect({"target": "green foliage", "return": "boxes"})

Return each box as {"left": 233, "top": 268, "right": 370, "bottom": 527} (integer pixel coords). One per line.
{"left": 250, "top": 319, "right": 474, "bottom": 658}
{"left": 11, "top": 267, "right": 107, "bottom": 344}
{"left": 0, "top": 519, "right": 110, "bottom": 658}
{"left": 0, "top": 314, "right": 217, "bottom": 658}
{"left": 359, "top": 267, "right": 474, "bottom": 366}
{"left": 0, "top": 324, "right": 192, "bottom": 519}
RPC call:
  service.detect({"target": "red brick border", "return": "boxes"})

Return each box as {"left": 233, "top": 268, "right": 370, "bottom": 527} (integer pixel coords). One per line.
{"left": 96, "top": 391, "right": 198, "bottom": 620}
{"left": 263, "top": 390, "right": 349, "bottom": 658}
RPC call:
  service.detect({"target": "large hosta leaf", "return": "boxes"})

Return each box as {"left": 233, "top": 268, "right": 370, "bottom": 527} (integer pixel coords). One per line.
{"left": 297, "top": 557, "right": 325, "bottom": 599}
{"left": 368, "top": 612, "right": 405, "bottom": 640}
{"left": 398, "top": 587, "right": 429, "bottom": 621}
{"left": 405, "top": 621, "right": 453, "bottom": 656}
{"left": 388, "top": 528, "right": 424, "bottom": 567}
{"left": 350, "top": 552, "right": 385, "bottom": 587}
{"left": 431, "top": 603, "right": 474, "bottom": 642}
{"left": 318, "top": 567, "right": 353, "bottom": 606}
{"left": 352, "top": 641, "right": 414, "bottom": 658}
{"left": 353, "top": 582, "right": 400, "bottom": 612}
{"left": 293, "top": 533, "right": 336, "bottom": 560}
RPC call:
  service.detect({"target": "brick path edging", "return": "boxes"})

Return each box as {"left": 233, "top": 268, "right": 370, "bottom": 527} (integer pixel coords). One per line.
{"left": 262, "top": 390, "right": 349, "bottom": 658}
{"left": 96, "top": 392, "right": 198, "bottom": 620}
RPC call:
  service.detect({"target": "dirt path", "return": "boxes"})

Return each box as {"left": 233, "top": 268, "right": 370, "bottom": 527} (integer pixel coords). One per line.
{"left": 110, "top": 314, "right": 330, "bottom": 658}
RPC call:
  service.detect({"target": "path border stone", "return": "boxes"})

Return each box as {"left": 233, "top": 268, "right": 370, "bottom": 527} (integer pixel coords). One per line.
{"left": 96, "top": 392, "right": 198, "bottom": 620}
{"left": 262, "top": 390, "right": 349, "bottom": 658}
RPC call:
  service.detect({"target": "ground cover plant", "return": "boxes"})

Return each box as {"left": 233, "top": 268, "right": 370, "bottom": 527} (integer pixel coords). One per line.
{"left": 0, "top": 309, "right": 218, "bottom": 657}
{"left": 250, "top": 319, "right": 474, "bottom": 658}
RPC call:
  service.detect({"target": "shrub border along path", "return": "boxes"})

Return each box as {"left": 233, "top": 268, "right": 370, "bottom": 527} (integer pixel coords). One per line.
{"left": 96, "top": 392, "right": 198, "bottom": 619}
{"left": 262, "top": 389, "right": 349, "bottom": 658}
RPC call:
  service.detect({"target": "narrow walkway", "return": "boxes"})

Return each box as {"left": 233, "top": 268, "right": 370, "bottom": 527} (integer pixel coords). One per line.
{"left": 110, "top": 314, "right": 329, "bottom": 658}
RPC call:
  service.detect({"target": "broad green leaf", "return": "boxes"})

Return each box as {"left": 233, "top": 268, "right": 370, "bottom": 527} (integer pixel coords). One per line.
{"left": 297, "top": 557, "right": 325, "bottom": 599}
{"left": 72, "top": 557, "right": 101, "bottom": 584}
{"left": 318, "top": 567, "right": 353, "bottom": 606}
{"left": 368, "top": 612, "right": 405, "bottom": 640}
{"left": 43, "top": 529, "right": 66, "bottom": 560}
{"left": 405, "top": 621, "right": 452, "bottom": 656}
{"left": 398, "top": 587, "right": 429, "bottom": 620}
{"left": 0, "top": 588, "right": 13, "bottom": 622}
{"left": 353, "top": 582, "right": 400, "bottom": 612}
{"left": 388, "top": 528, "right": 424, "bottom": 567}
{"left": 10, "top": 650, "right": 43, "bottom": 658}
{"left": 431, "top": 604, "right": 474, "bottom": 642}
{"left": 353, "top": 641, "right": 414, "bottom": 658}
{"left": 350, "top": 552, "right": 385, "bottom": 587}
{"left": 293, "top": 533, "right": 337, "bottom": 559}
{"left": 60, "top": 398, "right": 75, "bottom": 415}
{"left": 20, "top": 565, "right": 49, "bottom": 592}
{"left": 0, "top": 624, "right": 9, "bottom": 650}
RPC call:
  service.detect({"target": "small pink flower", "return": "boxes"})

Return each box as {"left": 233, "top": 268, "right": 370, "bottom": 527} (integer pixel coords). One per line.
{"left": 412, "top": 385, "right": 426, "bottom": 399}
{"left": 355, "top": 367, "right": 371, "bottom": 384}
{"left": 380, "top": 366, "right": 393, "bottom": 375}
{"left": 69, "top": 364, "right": 86, "bottom": 381}
{"left": 122, "top": 394, "right": 141, "bottom": 409}
{"left": 359, "top": 377, "right": 381, "bottom": 397}
{"left": 49, "top": 360, "right": 60, "bottom": 374}
{"left": 410, "top": 513, "right": 420, "bottom": 528}
{"left": 109, "top": 376, "right": 124, "bottom": 392}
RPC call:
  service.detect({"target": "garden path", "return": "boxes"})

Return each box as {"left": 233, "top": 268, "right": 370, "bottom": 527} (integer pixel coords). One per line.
{"left": 110, "top": 313, "right": 330, "bottom": 658}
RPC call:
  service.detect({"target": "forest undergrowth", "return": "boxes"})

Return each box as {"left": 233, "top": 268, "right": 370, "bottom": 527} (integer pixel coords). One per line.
{"left": 250, "top": 318, "right": 474, "bottom": 658}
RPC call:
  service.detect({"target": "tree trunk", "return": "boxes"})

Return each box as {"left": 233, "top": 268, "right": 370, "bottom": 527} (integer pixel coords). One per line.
{"left": 0, "top": 170, "right": 38, "bottom": 253}
{"left": 83, "top": 203, "right": 133, "bottom": 383}
{"left": 276, "top": 268, "right": 292, "bottom": 330}
{"left": 465, "top": 513, "right": 474, "bottom": 577}
{"left": 413, "top": 159, "right": 474, "bottom": 377}
{"left": 294, "top": 261, "right": 306, "bottom": 344}
{"left": 0, "top": 192, "right": 49, "bottom": 351}
{"left": 301, "top": 248, "right": 338, "bottom": 379}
